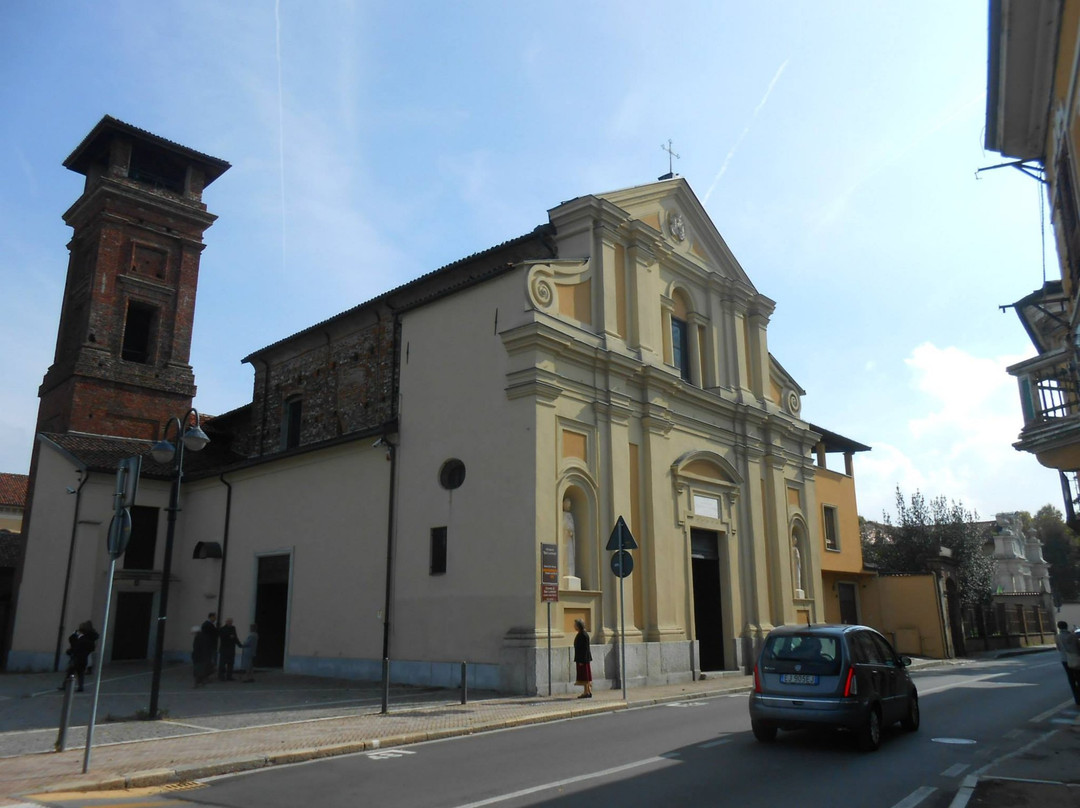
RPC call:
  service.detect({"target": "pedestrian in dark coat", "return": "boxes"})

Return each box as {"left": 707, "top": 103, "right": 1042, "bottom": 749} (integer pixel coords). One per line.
{"left": 217, "top": 617, "right": 243, "bottom": 681}
{"left": 59, "top": 620, "right": 98, "bottom": 692}
{"left": 1055, "top": 621, "right": 1080, "bottom": 704}
{"left": 573, "top": 618, "right": 593, "bottom": 699}
{"left": 201, "top": 612, "right": 219, "bottom": 673}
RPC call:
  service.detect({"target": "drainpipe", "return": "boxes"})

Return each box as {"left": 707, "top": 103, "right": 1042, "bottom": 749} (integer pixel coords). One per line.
{"left": 379, "top": 433, "right": 397, "bottom": 714}
{"left": 215, "top": 474, "right": 233, "bottom": 621}
{"left": 54, "top": 467, "right": 89, "bottom": 671}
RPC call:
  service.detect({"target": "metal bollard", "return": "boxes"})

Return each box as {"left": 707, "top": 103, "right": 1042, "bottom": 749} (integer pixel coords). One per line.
{"left": 460, "top": 661, "right": 468, "bottom": 705}
{"left": 55, "top": 675, "right": 76, "bottom": 752}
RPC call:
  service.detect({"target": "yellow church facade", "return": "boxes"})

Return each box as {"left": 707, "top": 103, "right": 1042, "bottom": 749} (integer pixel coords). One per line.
{"left": 10, "top": 118, "right": 865, "bottom": 693}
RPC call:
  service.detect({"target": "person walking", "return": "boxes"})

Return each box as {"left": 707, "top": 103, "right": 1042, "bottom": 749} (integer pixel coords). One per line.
{"left": 1055, "top": 621, "right": 1080, "bottom": 705}
{"left": 573, "top": 618, "right": 593, "bottom": 699}
{"left": 59, "top": 620, "right": 99, "bottom": 692}
{"left": 217, "top": 618, "right": 243, "bottom": 681}
{"left": 240, "top": 623, "right": 259, "bottom": 683}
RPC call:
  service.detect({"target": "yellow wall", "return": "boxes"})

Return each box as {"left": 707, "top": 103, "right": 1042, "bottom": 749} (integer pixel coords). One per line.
{"left": 814, "top": 468, "right": 862, "bottom": 574}
{"left": 861, "top": 575, "right": 946, "bottom": 658}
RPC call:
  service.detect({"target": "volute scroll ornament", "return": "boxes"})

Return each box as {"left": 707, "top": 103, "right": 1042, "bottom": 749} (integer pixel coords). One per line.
{"left": 524, "top": 259, "right": 591, "bottom": 315}
{"left": 785, "top": 388, "right": 801, "bottom": 416}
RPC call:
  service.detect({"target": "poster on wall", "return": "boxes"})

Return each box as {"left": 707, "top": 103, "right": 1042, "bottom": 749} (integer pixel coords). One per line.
{"left": 540, "top": 542, "right": 559, "bottom": 602}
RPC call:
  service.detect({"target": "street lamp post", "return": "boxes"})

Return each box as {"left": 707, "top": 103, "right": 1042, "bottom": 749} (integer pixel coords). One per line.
{"left": 146, "top": 408, "right": 209, "bottom": 720}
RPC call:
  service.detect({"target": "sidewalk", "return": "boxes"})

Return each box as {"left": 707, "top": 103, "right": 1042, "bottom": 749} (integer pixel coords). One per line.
{"left": 0, "top": 652, "right": 1073, "bottom": 807}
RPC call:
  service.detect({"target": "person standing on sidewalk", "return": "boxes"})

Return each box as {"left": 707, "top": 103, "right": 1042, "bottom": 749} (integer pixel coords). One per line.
{"left": 217, "top": 618, "right": 243, "bottom": 681}
{"left": 59, "top": 620, "right": 98, "bottom": 692}
{"left": 573, "top": 619, "right": 593, "bottom": 699}
{"left": 1054, "top": 621, "right": 1080, "bottom": 704}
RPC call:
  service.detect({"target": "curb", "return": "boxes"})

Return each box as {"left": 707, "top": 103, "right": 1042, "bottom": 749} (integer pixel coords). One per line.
{"left": 33, "top": 687, "right": 742, "bottom": 796}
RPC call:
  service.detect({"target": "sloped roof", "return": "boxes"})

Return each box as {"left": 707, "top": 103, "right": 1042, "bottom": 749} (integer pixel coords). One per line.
{"left": 40, "top": 432, "right": 246, "bottom": 481}
{"left": 64, "top": 115, "right": 230, "bottom": 185}
{"left": 244, "top": 226, "right": 556, "bottom": 362}
{"left": 0, "top": 474, "right": 29, "bottom": 508}
{"left": 808, "top": 424, "right": 871, "bottom": 454}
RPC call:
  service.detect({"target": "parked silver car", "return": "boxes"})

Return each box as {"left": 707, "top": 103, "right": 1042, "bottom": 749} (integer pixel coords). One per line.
{"left": 749, "top": 624, "right": 919, "bottom": 751}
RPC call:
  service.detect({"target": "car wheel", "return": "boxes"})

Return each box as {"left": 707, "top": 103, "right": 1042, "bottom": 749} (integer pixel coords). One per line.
{"left": 901, "top": 694, "right": 920, "bottom": 732}
{"left": 857, "top": 706, "right": 882, "bottom": 752}
{"left": 752, "top": 720, "right": 777, "bottom": 743}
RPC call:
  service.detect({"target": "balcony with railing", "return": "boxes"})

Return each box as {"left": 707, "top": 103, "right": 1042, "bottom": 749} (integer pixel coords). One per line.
{"left": 1007, "top": 347, "right": 1080, "bottom": 470}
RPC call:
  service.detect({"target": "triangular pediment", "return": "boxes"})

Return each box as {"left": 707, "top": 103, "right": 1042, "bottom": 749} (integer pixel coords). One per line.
{"left": 595, "top": 177, "right": 756, "bottom": 289}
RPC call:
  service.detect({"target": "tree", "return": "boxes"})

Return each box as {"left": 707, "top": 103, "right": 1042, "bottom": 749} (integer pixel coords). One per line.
{"left": 862, "top": 487, "right": 994, "bottom": 606}
{"left": 1031, "top": 505, "right": 1080, "bottom": 603}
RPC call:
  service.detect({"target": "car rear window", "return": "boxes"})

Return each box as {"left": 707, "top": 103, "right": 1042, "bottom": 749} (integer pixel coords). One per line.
{"left": 761, "top": 633, "right": 842, "bottom": 675}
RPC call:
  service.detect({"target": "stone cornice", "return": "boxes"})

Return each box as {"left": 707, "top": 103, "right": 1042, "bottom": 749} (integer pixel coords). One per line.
{"left": 63, "top": 177, "right": 218, "bottom": 232}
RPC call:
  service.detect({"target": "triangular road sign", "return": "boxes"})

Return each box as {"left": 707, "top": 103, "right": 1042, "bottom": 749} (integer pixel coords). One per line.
{"left": 606, "top": 516, "right": 639, "bottom": 551}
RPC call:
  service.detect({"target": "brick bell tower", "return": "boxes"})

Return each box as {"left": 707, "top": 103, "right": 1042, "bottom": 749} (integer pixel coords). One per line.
{"left": 36, "top": 116, "right": 230, "bottom": 441}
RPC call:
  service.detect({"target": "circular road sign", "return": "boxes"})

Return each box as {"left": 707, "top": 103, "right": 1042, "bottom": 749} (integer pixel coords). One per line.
{"left": 610, "top": 550, "right": 634, "bottom": 578}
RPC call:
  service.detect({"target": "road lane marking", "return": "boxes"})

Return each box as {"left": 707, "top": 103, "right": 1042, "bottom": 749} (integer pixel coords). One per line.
{"left": 450, "top": 756, "right": 674, "bottom": 807}
{"left": 698, "top": 739, "right": 731, "bottom": 748}
{"left": 916, "top": 672, "right": 1017, "bottom": 696}
{"left": 1030, "top": 699, "right": 1075, "bottom": 723}
{"left": 941, "top": 763, "right": 969, "bottom": 778}
{"left": 367, "top": 749, "right": 416, "bottom": 760}
{"left": 891, "top": 786, "right": 936, "bottom": 808}
{"left": 163, "top": 720, "right": 220, "bottom": 732}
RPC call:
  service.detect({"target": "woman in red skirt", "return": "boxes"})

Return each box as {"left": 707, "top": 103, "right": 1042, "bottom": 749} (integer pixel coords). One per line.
{"left": 573, "top": 619, "right": 593, "bottom": 698}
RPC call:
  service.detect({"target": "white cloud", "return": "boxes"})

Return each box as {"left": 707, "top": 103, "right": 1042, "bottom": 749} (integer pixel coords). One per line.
{"left": 853, "top": 342, "right": 1059, "bottom": 521}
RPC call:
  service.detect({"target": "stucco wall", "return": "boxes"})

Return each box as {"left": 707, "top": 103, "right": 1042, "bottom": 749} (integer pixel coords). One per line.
{"left": 861, "top": 574, "right": 946, "bottom": 658}
{"left": 395, "top": 269, "right": 540, "bottom": 669}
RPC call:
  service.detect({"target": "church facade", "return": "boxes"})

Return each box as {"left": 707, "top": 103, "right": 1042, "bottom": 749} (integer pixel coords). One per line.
{"left": 11, "top": 119, "right": 866, "bottom": 693}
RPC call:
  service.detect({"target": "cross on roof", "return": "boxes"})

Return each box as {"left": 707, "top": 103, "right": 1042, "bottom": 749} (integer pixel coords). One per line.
{"left": 661, "top": 139, "right": 680, "bottom": 176}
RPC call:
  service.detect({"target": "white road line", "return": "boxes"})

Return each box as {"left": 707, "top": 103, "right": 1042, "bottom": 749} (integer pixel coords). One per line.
{"left": 971, "top": 728, "right": 1059, "bottom": 776}
{"left": 450, "top": 756, "right": 674, "bottom": 808}
{"left": 941, "top": 763, "right": 969, "bottom": 778}
{"left": 698, "top": 739, "right": 731, "bottom": 749}
{"left": 1030, "top": 699, "right": 1075, "bottom": 723}
{"left": 917, "top": 673, "right": 1012, "bottom": 696}
{"left": 163, "top": 720, "right": 220, "bottom": 732}
{"left": 948, "top": 774, "right": 978, "bottom": 808}
{"left": 890, "top": 785, "right": 936, "bottom": 808}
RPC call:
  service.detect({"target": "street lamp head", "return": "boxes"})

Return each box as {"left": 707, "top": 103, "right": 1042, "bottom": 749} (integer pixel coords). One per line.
{"left": 150, "top": 439, "right": 176, "bottom": 465}
{"left": 182, "top": 424, "right": 210, "bottom": 452}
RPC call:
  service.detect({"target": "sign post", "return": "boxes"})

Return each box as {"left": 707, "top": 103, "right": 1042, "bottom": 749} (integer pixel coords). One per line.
{"left": 83, "top": 456, "right": 140, "bottom": 773}
{"left": 540, "top": 543, "right": 559, "bottom": 696}
{"left": 606, "top": 517, "right": 637, "bottom": 702}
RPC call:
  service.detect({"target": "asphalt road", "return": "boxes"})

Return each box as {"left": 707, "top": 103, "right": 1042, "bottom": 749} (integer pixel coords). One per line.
{"left": 16, "top": 654, "right": 1076, "bottom": 808}
{"left": 83, "top": 653, "right": 1067, "bottom": 808}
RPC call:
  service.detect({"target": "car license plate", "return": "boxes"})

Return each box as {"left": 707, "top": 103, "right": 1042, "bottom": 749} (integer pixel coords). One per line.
{"left": 780, "top": 673, "right": 819, "bottom": 685}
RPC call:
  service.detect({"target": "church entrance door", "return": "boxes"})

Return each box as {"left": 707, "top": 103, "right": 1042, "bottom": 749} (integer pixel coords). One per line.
{"left": 254, "top": 554, "right": 290, "bottom": 668}
{"left": 112, "top": 591, "right": 153, "bottom": 660}
{"left": 690, "top": 528, "right": 725, "bottom": 671}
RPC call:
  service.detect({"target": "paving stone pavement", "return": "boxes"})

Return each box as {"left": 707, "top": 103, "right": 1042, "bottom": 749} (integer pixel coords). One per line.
{"left": 0, "top": 652, "right": 1074, "bottom": 808}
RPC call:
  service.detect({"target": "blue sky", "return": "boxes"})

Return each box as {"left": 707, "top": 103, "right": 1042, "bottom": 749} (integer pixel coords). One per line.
{"left": 0, "top": 1, "right": 1060, "bottom": 522}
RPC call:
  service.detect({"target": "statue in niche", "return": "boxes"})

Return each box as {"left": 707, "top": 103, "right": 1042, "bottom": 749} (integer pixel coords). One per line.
{"left": 563, "top": 498, "right": 577, "bottom": 579}
{"left": 792, "top": 541, "right": 804, "bottom": 597}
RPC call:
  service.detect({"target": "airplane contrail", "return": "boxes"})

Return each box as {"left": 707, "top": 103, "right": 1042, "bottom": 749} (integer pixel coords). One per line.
{"left": 704, "top": 59, "right": 789, "bottom": 204}
{"left": 275, "top": 0, "right": 287, "bottom": 271}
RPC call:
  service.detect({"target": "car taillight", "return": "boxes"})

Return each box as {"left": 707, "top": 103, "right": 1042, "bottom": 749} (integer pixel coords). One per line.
{"left": 842, "top": 665, "right": 857, "bottom": 697}
{"left": 753, "top": 664, "right": 764, "bottom": 693}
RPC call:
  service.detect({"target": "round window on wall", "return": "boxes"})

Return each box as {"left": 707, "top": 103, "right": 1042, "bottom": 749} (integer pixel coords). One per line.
{"left": 439, "top": 459, "right": 466, "bottom": 490}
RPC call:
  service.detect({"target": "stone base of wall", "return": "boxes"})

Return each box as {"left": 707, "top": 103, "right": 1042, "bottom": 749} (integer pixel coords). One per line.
{"left": 501, "top": 640, "right": 721, "bottom": 696}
